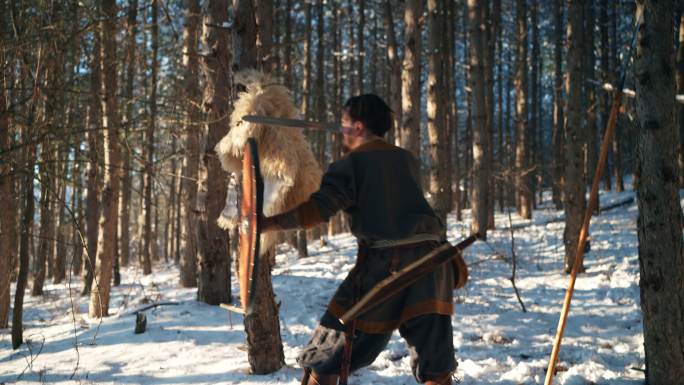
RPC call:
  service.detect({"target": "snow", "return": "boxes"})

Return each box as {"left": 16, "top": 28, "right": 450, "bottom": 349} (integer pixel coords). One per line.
{"left": 1, "top": 186, "right": 648, "bottom": 384}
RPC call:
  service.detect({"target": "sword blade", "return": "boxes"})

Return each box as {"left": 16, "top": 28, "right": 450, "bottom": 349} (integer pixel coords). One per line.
{"left": 241, "top": 115, "right": 342, "bottom": 134}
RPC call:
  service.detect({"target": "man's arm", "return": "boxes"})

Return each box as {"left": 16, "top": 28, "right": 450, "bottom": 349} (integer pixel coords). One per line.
{"left": 262, "top": 199, "right": 324, "bottom": 232}
{"left": 262, "top": 157, "right": 356, "bottom": 233}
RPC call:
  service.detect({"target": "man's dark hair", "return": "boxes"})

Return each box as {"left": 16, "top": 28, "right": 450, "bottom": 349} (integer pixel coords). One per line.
{"left": 342, "top": 94, "right": 393, "bottom": 137}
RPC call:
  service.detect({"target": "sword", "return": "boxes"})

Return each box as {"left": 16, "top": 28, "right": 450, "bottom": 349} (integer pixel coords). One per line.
{"left": 241, "top": 115, "right": 343, "bottom": 134}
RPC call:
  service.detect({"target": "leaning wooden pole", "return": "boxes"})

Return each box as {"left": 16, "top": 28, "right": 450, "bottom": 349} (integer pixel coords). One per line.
{"left": 543, "top": 16, "right": 639, "bottom": 385}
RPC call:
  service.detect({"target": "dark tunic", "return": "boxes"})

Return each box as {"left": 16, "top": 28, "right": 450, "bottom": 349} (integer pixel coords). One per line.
{"left": 299, "top": 139, "right": 454, "bottom": 333}
{"left": 310, "top": 139, "right": 445, "bottom": 244}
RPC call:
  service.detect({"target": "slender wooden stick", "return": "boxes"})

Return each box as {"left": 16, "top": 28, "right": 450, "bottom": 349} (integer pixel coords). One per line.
{"left": 544, "top": 89, "right": 623, "bottom": 385}
{"left": 543, "top": 17, "right": 638, "bottom": 383}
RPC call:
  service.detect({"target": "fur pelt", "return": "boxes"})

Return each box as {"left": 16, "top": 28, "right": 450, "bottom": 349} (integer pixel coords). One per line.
{"left": 215, "top": 70, "right": 322, "bottom": 254}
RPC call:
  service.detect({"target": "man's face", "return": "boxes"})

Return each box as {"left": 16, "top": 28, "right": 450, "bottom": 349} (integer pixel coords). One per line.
{"left": 341, "top": 111, "right": 364, "bottom": 153}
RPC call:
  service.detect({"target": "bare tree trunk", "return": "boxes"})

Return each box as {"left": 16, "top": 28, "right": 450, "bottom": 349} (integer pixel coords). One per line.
{"left": 311, "top": 0, "right": 327, "bottom": 242}
{"left": 552, "top": 0, "right": 565, "bottom": 208}
{"left": 13, "top": 129, "right": 36, "bottom": 349}
{"left": 315, "top": 0, "right": 326, "bottom": 167}
{"left": 384, "top": 1, "right": 402, "bottom": 147}
{"left": 89, "top": 0, "right": 123, "bottom": 318}
{"left": 563, "top": 0, "right": 586, "bottom": 274}
{"left": 180, "top": 0, "right": 200, "bottom": 288}
{"left": 634, "top": 1, "right": 684, "bottom": 383}
{"left": 494, "top": 0, "right": 504, "bottom": 214}
{"left": 141, "top": 0, "right": 159, "bottom": 275}
{"left": 468, "top": 0, "right": 489, "bottom": 239}
{"left": 283, "top": 0, "right": 293, "bottom": 89}
{"left": 32, "top": 144, "right": 52, "bottom": 296}
{"left": 120, "top": 0, "right": 138, "bottom": 268}
{"left": 167, "top": 138, "right": 178, "bottom": 262}
{"left": 302, "top": 0, "right": 312, "bottom": 119}
{"left": 255, "top": 0, "right": 274, "bottom": 72}
{"left": 357, "top": 0, "right": 365, "bottom": 94}
{"left": 233, "top": 0, "right": 285, "bottom": 373}
{"left": 370, "top": 7, "right": 378, "bottom": 94}
{"left": 53, "top": 157, "right": 68, "bottom": 284}
{"left": 483, "top": 0, "right": 495, "bottom": 228}
{"left": 0, "top": 84, "right": 17, "bottom": 328}
{"left": 611, "top": 2, "right": 624, "bottom": 192}
{"left": 82, "top": 29, "right": 102, "bottom": 296}
{"left": 584, "top": 1, "right": 598, "bottom": 196}
{"left": 530, "top": 0, "right": 540, "bottom": 208}
{"left": 505, "top": 48, "right": 514, "bottom": 208}
{"left": 677, "top": 13, "right": 684, "bottom": 187}
{"left": 400, "top": 0, "right": 422, "bottom": 159}
{"left": 427, "top": 0, "right": 448, "bottom": 228}
{"left": 244, "top": 248, "right": 285, "bottom": 373}
{"left": 448, "top": 0, "right": 461, "bottom": 221}
{"left": 328, "top": 1, "right": 345, "bottom": 236}
{"left": 514, "top": 0, "right": 532, "bottom": 219}
{"left": 273, "top": 0, "right": 281, "bottom": 78}
{"left": 345, "top": 0, "right": 356, "bottom": 97}
{"left": 599, "top": 0, "right": 612, "bottom": 191}
{"left": 296, "top": 0, "right": 312, "bottom": 259}
{"left": 197, "top": 0, "right": 232, "bottom": 305}
{"left": 175, "top": 166, "right": 183, "bottom": 264}
{"left": 462, "top": 7, "right": 472, "bottom": 209}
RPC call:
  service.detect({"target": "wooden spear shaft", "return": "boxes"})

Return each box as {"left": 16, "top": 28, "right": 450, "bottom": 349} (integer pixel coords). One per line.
{"left": 543, "top": 15, "right": 638, "bottom": 380}
{"left": 543, "top": 89, "right": 623, "bottom": 385}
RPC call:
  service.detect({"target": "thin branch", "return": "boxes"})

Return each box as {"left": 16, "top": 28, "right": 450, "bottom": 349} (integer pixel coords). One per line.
{"left": 507, "top": 208, "right": 527, "bottom": 313}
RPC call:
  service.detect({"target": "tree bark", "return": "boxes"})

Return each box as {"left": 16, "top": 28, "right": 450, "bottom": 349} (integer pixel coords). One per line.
{"left": 611, "top": 1, "right": 624, "bottom": 192}
{"left": 426, "top": 0, "right": 448, "bottom": 228}
{"left": 494, "top": 0, "right": 503, "bottom": 214}
{"left": 634, "top": 1, "right": 684, "bottom": 382}
{"left": 677, "top": 13, "right": 684, "bottom": 187}
{"left": 468, "top": 0, "right": 489, "bottom": 239}
{"left": 584, "top": 1, "right": 598, "bottom": 195}
{"left": 255, "top": 0, "right": 274, "bottom": 72}
{"left": 141, "top": 0, "right": 159, "bottom": 275}
{"left": 599, "top": 0, "right": 612, "bottom": 191}
{"left": 384, "top": 1, "right": 402, "bottom": 147}
{"left": 530, "top": 0, "right": 540, "bottom": 208}
{"left": 82, "top": 27, "right": 102, "bottom": 296}
{"left": 563, "top": 0, "right": 586, "bottom": 273}
{"left": 198, "top": 0, "right": 232, "bottom": 305}
{"left": 448, "top": 0, "right": 462, "bottom": 220}
{"left": 552, "top": 0, "right": 565, "bottom": 208}
{"left": 514, "top": 0, "right": 532, "bottom": 219}
{"left": 462, "top": 7, "right": 472, "bottom": 209}
{"left": 234, "top": 0, "right": 257, "bottom": 70}
{"left": 53, "top": 152, "right": 68, "bottom": 285}
{"left": 315, "top": 0, "right": 326, "bottom": 163}
{"left": 400, "top": 0, "right": 422, "bottom": 159}
{"left": 233, "top": 0, "right": 285, "bottom": 374}
{"left": 180, "top": 0, "right": 201, "bottom": 288}
{"left": 89, "top": 0, "right": 123, "bottom": 318}
{"left": 0, "top": 82, "right": 17, "bottom": 328}
{"left": 297, "top": 0, "right": 312, "bottom": 259}
{"left": 32, "top": 144, "right": 52, "bottom": 296}
{"left": 483, "top": 0, "right": 495, "bottom": 228}
{"left": 119, "top": 0, "right": 138, "bottom": 268}
{"left": 13, "top": 130, "right": 36, "bottom": 349}
{"left": 357, "top": 0, "right": 365, "bottom": 94}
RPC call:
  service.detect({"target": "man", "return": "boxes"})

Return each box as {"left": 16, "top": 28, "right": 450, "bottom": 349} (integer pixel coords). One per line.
{"left": 262, "top": 94, "right": 464, "bottom": 385}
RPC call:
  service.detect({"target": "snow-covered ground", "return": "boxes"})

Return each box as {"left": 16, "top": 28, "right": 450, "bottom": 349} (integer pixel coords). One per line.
{"left": 1, "top": 188, "right": 647, "bottom": 384}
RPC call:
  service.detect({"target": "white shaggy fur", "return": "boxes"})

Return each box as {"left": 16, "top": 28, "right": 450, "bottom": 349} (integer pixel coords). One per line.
{"left": 215, "top": 70, "right": 323, "bottom": 255}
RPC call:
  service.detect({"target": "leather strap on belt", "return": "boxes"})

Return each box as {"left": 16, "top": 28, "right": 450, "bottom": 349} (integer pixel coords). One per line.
{"left": 365, "top": 233, "right": 442, "bottom": 249}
